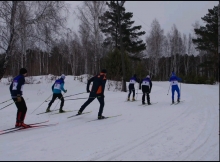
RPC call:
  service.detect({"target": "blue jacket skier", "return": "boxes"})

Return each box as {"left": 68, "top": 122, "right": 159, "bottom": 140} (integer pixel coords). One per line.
{"left": 9, "top": 68, "right": 30, "bottom": 128}
{"left": 46, "top": 74, "right": 67, "bottom": 113}
{"left": 139, "top": 75, "right": 152, "bottom": 105}
{"left": 169, "top": 72, "right": 182, "bottom": 104}
{"left": 127, "top": 74, "right": 139, "bottom": 101}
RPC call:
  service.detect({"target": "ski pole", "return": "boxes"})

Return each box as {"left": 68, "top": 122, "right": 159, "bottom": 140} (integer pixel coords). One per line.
{"left": 65, "top": 96, "right": 101, "bottom": 101}
{"left": 167, "top": 84, "right": 171, "bottom": 95}
{"left": 45, "top": 92, "right": 87, "bottom": 102}
{"left": 0, "top": 99, "right": 12, "bottom": 104}
{"left": 0, "top": 102, "right": 15, "bottom": 110}
{"left": 136, "top": 87, "right": 138, "bottom": 100}
{"left": 31, "top": 94, "right": 53, "bottom": 114}
{"left": 0, "top": 98, "right": 29, "bottom": 110}
{"left": 63, "top": 92, "right": 87, "bottom": 98}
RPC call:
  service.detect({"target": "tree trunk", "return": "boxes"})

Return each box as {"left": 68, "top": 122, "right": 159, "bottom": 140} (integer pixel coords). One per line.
{"left": 0, "top": 1, "right": 18, "bottom": 80}
{"left": 117, "top": 1, "right": 126, "bottom": 92}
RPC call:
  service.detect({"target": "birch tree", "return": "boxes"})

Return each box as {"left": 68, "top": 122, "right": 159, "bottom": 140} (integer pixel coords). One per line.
{"left": 76, "top": 1, "right": 106, "bottom": 74}
{"left": 168, "top": 24, "right": 182, "bottom": 73}
{"left": 145, "top": 19, "right": 164, "bottom": 77}
{"left": 0, "top": 1, "right": 68, "bottom": 80}
{"left": 0, "top": 1, "right": 18, "bottom": 80}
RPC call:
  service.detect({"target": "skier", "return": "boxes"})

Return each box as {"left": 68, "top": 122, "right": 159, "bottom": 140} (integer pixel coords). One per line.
{"left": 46, "top": 74, "right": 67, "bottom": 113}
{"left": 139, "top": 75, "right": 152, "bottom": 105}
{"left": 9, "top": 68, "right": 31, "bottom": 128}
{"left": 169, "top": 72, "right": 182, "bottom": 104}
{"left": 127, "top": 74, "right": 139, "bottom": 101}
{"left": 77, "top": 69, "right": 107, "bottom": 119}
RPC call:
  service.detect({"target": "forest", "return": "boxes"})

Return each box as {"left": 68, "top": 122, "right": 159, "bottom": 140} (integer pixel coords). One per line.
{"left": 0, "top": 1, "right": 219, "bottom": 90}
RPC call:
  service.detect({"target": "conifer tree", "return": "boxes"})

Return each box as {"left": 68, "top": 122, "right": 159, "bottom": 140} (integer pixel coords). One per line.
{"left": 99, "top": 1, "right": 146, "bottom": 55}
{"left": 192, "top": 5, "right": 218, "bottom": 81}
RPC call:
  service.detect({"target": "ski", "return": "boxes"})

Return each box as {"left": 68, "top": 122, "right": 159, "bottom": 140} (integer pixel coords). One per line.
{"left": 86, "top": 114, "right": 122, "bottom": 122}
{"left": 0, "top": 123, "right": 58, "bottom": 136}
{"left": 0, "top": 120, "right": 49, "bottom": 132}
{"left": 67, "top": 111, "right": 92, "bottom": 119}
{"left": 138, "top": 102, "right": 158, "bottom": 106}
{"left": 143, "top": 102, "right": 158, "bottom": 106}
{"left": 36, "top": 109, "right": 60, "bottom": 115}
{"left": 50, "top": 110, "right": 77, "bottom": 115}
{"left": 174, "top": 100, "right": 185, "bottom": 105}
{"left": 170, "top": 100, "right": 185, "bottom": 105}
{"left": 125, "top": 100, "right": 138, "bottom": 102}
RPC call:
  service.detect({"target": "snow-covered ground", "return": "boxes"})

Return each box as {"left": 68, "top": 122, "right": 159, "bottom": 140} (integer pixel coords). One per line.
{"left": 0, "top": 75, "right": 219, "bottom": 161}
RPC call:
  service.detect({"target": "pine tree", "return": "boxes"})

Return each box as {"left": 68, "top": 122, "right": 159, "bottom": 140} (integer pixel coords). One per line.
{"left": 99, "top": 1, "right": 146, "bottom": 55}
{"left": 192, "top": 5, "right": 218, "bottom": 81}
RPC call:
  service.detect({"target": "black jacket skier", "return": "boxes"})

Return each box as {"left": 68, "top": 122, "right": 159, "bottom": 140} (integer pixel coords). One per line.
{"left": 77, "top": 69, "right": 107, "bottom": 119}
{"left": 139, "top": 75, "right": 152, "bottom": 105}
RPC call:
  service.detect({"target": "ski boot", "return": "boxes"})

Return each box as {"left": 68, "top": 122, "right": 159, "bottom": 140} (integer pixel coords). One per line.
{"left": 132, "top": 97, "right": 135, "bottom": 101}
{"left": 59, "top": 109, "right": 65, "bottom": 113}
{"left": 142, "top": 101, "right": 146, "bottom": 105}
{"left": 46, "top": 107, "right": 51, "bottom": 112}
{"left": 177, "top": 98, "right": 180, "bottom": 103}
{"left": 172, "top": 100, "right": 174, "bottom": 104}
{"left": 98, "top": 116, "right": 106, "bottom": 120}
{"left": 20, "top": 122, "right": 31, "bottom": 128}
{"left": 15, "top": 122, "right": 30, "bottom": 128}
{"left": 15, "top": 122, "right": 21, "bottom": 128}
{"left": 127, "top": 98, "right": 130, "bottom": 101}
{"left": 77, "top": 111, "right": 82, "bottom": 115}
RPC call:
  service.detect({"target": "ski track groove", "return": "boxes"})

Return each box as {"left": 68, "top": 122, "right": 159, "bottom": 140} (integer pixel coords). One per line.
{"left": 178, "top": 89, "right": 218, "bottom": 161}
{"left": 89, "top": 85, "right": 218, "bottom": 161}
{"left": 90, "top": 103, "right": 192, "bottom": 160}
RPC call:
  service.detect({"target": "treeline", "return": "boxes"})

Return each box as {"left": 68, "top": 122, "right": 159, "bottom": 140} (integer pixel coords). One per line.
{"left": 0, "top": 1, "right": 218, "bottom": 86}
{"left": 1, "top": 48, "right": 215, "bottom": 84}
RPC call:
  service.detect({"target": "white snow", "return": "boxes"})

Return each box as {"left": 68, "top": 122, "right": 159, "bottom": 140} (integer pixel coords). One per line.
{"left": 0, "top": 75, "right": 219, "bottom": 161}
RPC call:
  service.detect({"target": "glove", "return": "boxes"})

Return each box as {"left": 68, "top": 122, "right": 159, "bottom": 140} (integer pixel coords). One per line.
{"left": 139, "top": 87, "right": 141, "bottom": 90}
{"left": 87, "top": 90, "right": 90, "bottom": 93}
{"left": 64, "top": 90, "right": 67, "bottom": 93}
{"left": 17, "top": 95, "right": 22, "bottom": 102}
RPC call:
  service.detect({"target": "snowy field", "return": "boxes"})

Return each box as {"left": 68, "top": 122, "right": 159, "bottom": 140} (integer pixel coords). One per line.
{"left": 0, "top": 75, "right": 219, "bottom": 161}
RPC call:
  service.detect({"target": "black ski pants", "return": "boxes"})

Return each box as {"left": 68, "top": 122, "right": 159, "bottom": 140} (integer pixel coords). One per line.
{"left": 12, "top": 97, "right": 27, "bottom": 123}
{"left": 79, "top": 92, "right": 105, "bottom": 116}
{"left": 142, "top": 85, "right": 150, "bottom": 104}
{"left": 48, "top": 93, "right": 64, "bottom": 110}
{"left": 128, "top": 84, "right": 135, "bottom": 98}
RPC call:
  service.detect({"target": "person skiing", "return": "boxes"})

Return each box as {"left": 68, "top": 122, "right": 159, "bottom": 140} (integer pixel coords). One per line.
{"left": 77, "top": 69, "right": 107, "bottom": 119}
{"left": 139, "top": 75, "right": 152, "bottom": 105}
{"left": 169, "top": 72, "right": 182, "bottom": 104}
{"left": 127, "top": 74, "right": 139, "bottom": 101}
{"left": 9, "top": 68, "right": 31, "bottom": 128}
{"left": 46, "top": 74, "right": 67, "bottom": 113}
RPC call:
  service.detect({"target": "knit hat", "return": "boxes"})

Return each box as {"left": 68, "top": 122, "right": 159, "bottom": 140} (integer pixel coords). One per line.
{"left": 133, "top": 74, "right": 137, "bottom": 77}
{"left": 101, "top": 69, "right": 107, "bottom": 73}
{"left": 172, "top": 72, "right": 175, "bottom": 76}
{"left": 61, "top": 74, "right": 66, "bottom": 79}
{"left": 19, "top": 68, "right": 27, "bottom": 75}
{"left": 146, "top": 75, "right": 150, "bottom": 78}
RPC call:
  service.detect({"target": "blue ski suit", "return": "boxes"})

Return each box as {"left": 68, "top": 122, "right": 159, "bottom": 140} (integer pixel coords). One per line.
{"left": 169, "top": 73, "right": 182, "bottom": 101}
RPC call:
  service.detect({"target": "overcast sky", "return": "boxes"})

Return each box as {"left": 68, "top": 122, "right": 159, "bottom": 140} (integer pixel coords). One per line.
{"left": 66, "top": 1, "right": 218, "bottom": 40}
